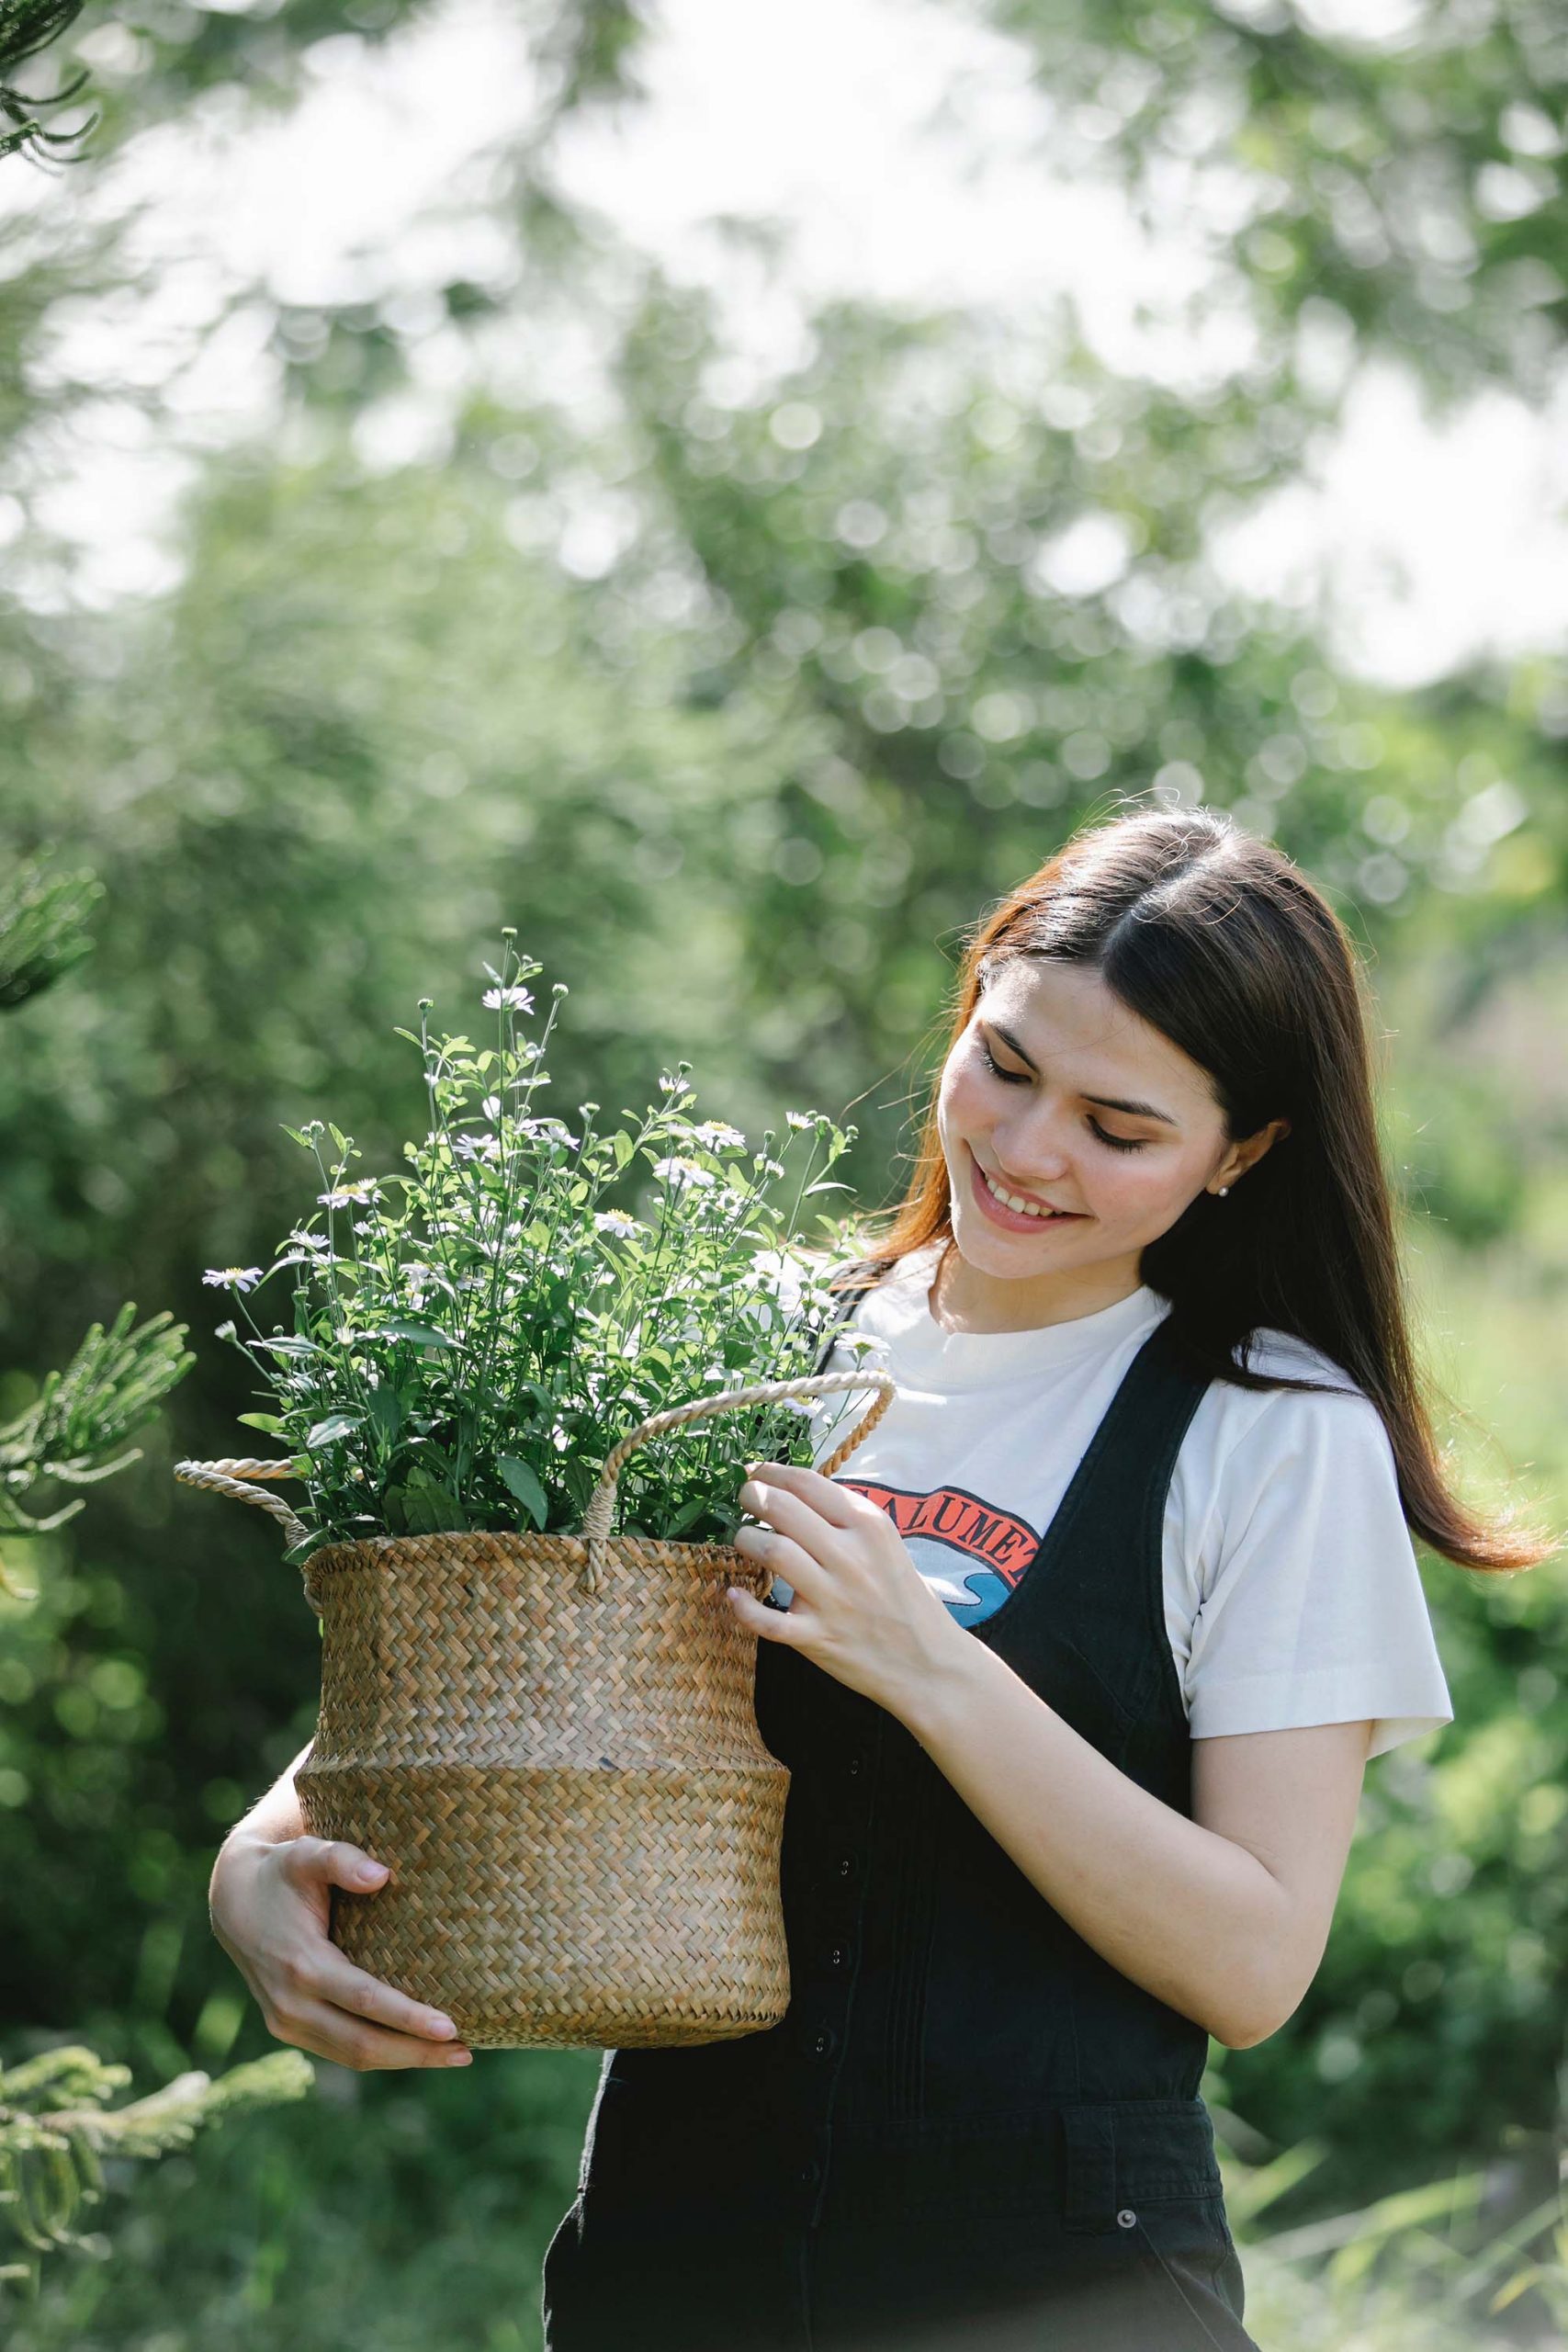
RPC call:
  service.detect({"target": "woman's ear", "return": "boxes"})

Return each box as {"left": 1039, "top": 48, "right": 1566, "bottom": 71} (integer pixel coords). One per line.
{"left": 1221, "top": 1117, "right": 1292, "bottom": 1189}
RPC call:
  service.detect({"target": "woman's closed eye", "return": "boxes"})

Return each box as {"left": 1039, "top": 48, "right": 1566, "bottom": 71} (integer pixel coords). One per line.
{"left": 977, "top": 1040, "right": 1148, "bottom": 1153}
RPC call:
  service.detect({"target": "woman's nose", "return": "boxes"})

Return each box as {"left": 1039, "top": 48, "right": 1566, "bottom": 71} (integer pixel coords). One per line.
{"left": 993, "top": 1117, "right": 1072, "bottom": 1182}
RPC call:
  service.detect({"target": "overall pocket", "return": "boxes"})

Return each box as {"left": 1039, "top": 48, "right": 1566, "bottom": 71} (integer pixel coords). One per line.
{"left": 1057, "top": 2098, "right": 1256, "bottom": 2352}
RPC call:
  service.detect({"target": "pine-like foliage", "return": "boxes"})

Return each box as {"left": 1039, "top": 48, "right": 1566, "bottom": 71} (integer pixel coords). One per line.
{"left": 0, "top": 857, "right": 195, "bottom": 1588}
{"left": 1, "top": 852, "right": 301, "bottom": 2310}
{"left": 0, "top": 0, "right": 96, "bottom": 165}
{"left": 0, "top": 2043, "right": 313, "bottom": 2292}
{"left": 0, "top": 1299, "right": 196, "bottom": 1554}
{"left": 0, "top": 854, "right": 102, "bottom": 1007}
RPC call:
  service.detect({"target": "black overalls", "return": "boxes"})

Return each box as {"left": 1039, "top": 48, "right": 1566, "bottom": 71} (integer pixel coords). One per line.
{"left": 541, "top": 1268, "right": 1259, "bottom": 2351}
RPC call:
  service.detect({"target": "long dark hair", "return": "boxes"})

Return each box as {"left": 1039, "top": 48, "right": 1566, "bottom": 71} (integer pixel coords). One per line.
{"left": 846, "top": 802, "right": 1556, "bottom": 1577}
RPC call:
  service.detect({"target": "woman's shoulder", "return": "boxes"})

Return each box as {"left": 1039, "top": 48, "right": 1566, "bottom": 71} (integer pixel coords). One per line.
{"left": 1200, "top": 1322, "right": 1398, "bottom": 1476}
{"left": 1232, "top": 1323, "right": 1362, "bottom": 1393}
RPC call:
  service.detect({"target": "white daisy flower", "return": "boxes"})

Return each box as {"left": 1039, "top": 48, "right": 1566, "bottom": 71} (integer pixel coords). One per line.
{"left": 690, "top": 1120, "right": 747, "bottom": 1150}
{"left": 203, "top": 1266, "right": 265, "bottom": 1291}
{"left": 482, "top": 986, "right": 536, "bottom": 1012}
{"left": 318, "top": 1180, "right": 380, "bottom": 1208}
{"left": 594, "top": 1211, "right": 642, "bottom": 1238}
{"left": 739, "top": 1247, "right": 809, "bottom": 1325}
{"left": 651, "top": 1155, "right": 716, "bottom": 1190}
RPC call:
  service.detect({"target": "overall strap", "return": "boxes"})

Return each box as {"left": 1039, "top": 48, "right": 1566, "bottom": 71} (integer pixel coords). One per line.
{"left": 982, "top": 1312, "right": 1212, "bottom": 1736}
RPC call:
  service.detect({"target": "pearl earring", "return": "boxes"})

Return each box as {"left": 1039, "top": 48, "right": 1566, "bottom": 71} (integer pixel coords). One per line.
{"left": 1216, "top": 1185, "right": 1230, "bottom": 1197}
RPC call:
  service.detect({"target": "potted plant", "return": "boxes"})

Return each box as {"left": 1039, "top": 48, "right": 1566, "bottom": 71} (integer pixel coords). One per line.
{"left": 175, "top": 933, "right": 893, "bottom": 2050}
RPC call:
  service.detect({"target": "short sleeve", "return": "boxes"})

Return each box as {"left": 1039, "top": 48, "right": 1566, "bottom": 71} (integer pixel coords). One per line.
{"left": 1185, "top": 1382, "right": 1454, "bottom": 1761}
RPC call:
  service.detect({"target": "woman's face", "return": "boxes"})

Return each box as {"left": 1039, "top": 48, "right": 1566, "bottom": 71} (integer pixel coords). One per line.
{"left": 936, "top": 956, "right": 1276, "bottom": 1317}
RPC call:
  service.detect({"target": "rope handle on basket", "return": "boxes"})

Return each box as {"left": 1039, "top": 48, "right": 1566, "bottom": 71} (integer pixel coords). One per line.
{"left": 172, "top": 1363, "right": 897, "bottom": 1599}
{"left": 577, "top": 1365, "right": 896, "bottom": 1594}
{"left": 170, "top": 1455, "right": 310, "bottom": 1554}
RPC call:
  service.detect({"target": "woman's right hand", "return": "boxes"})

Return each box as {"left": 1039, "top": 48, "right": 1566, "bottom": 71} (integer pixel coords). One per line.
{"left": 209, "top": 1831, "right": 474, "bottom": 2071}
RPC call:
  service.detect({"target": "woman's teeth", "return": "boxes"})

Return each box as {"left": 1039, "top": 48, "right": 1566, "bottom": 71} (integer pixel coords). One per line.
{"left": 979, "top": 1163, "right": 1067, "bottom": 1219}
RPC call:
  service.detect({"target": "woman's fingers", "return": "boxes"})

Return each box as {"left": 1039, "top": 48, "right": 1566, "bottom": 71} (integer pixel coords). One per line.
{"left": 744, "top": 1462, "right": 869, "bottom": 1528}
{"left": 737, "top": 1476, "right": 855, "bottom": 1585}
{"left": 310, "top": 1950, "right": 461, "bottom": 2047}
{"left": 257, "top": 1838, "right": 468, "bottom": 2057}
{"left": 215, "top": 1831, "right": 476, "bottom": 2071}
{"left": 726, "top": 1581, "right": 811, "bottom": 1644}
{"left": 283, "top": 1835, "right": 389, "bottom": 1895}
{"left": 267, "top": 1987, "right": 473, "bottom": 2071}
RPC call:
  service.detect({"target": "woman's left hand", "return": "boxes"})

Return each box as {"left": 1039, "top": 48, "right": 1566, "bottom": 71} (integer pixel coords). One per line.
{"left": 727, "top": 1462, "right": 970, "bottom": 1721}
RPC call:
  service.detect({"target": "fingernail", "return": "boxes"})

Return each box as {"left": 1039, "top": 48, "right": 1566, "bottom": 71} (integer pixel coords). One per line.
{"left": 356, "top": 1863, "right": 386, "bottom": 1884}
{"left": 445, "top": 2049, "right": 473, "bottom": 2066}
{"left": 429, "top": 2016, "right": 457, "bottom": 2038}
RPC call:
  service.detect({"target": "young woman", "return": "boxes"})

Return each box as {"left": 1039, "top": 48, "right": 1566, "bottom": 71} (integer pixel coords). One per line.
{"left": 209, "top": 804, "right": 1552, "bottom": 2351}
{"left": 536, "top": 803, "right": 1554, "bottom": 2352}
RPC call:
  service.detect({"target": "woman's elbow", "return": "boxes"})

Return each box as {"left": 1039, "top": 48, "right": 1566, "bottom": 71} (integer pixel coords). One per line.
{"left": 1213, "top": 1971, "right": 1309, "bottom": 2051}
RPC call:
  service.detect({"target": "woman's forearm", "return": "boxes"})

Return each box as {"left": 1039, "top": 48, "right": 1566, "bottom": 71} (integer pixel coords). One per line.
{"left": 224, "top": 1739, "right": 313, "bottom": 1850}
{"left": 896, "top": 1643, "right": 1289, "bottom": 2048}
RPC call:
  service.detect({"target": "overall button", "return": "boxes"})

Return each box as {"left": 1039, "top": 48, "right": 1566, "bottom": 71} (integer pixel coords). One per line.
{"left": 836, "top": 1854, "right": 856, "bottom": 1879}
{"left": 1116, "top": 2209, "right": 1137, "bottom": 2229}
{"left": 799, "top": 2159, "right": 820, "bottom": 2187}
{"left": 829, "top": 1945, "right": 851, "bottom": 1971}
{"left": 846, "top": 1752, "right": 865, "bottom": 1778}
{"left": 806, "top": 2026, "right": 838, "bottom": 2060}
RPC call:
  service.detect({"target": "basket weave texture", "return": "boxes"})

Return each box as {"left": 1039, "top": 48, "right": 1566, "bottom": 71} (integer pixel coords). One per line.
{"left": 175, "top": 1367, "right": 893, "bottom": 2050}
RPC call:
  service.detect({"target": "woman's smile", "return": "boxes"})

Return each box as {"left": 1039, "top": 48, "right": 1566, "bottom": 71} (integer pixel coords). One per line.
{"left": 966, "top": 1143, "right": 1089, "bottom": 1233}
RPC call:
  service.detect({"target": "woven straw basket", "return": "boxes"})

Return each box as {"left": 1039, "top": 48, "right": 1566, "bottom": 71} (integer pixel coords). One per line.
{"left": 175, "top": 1367, "right": 894, "bottom": 2051}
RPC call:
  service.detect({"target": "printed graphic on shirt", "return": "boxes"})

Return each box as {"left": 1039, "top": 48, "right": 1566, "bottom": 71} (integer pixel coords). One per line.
{"left": 840, "top": 1476, "right": 1041, "bottom": 1626}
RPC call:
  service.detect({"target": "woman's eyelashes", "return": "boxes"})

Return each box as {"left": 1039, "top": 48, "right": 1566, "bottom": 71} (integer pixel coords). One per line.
{"left": 976, "top": 1038, "right": 1149, "bottom": 1154}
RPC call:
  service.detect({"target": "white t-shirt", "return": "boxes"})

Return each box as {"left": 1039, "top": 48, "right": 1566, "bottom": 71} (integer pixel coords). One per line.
{"left": 771, "top": 1240, "right": 1453, "bottom": 1762}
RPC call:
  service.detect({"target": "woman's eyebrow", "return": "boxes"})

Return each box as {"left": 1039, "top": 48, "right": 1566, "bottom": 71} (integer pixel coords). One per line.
{"left": 985, "top": 1020, "right": 1180, "bottom": 1127}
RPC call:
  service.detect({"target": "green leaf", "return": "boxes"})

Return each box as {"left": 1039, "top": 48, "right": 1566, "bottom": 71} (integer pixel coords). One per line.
{"left": 307, "top": 1413, "right": 364, "bottom": 1447}
{"left": 613, "top": 1131, "right": 635, "bottom": 1169}
{"left": 254, "top": 1335, "right": 325, "bottom": 1358}
{"left": 402, "top": 1472, "right": 464, "bottom": 1533}
{"left": 378, "top": 1317, "right": 459, "bottom": 1350}
{"left": 366, "top": 1386, "right": 406, "bottom": 1443}
{"left": 328, "top": 1124, "right": 349, "bottom": 1154}
{"left": 281, "top": 1125, "right": 314, "bottom": 1149}
{"left": 236, "top": 1412, "right": 286, "bottom": 1436}
{"left": 496, "top": 1455, "right": 549, "bottom": 1530}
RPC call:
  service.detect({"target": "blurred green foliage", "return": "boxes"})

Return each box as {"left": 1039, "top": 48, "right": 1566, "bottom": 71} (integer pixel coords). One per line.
{"left": 1, "top": 0, "right": 1565, "bottom": 2342}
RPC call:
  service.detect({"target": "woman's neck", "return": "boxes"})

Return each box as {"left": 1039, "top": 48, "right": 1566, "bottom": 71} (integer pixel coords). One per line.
{"left": 927, "top": 1237, "right": 1147, "bottom": 1336}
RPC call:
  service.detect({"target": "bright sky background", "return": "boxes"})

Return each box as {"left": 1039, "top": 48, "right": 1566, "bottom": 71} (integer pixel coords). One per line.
{"left": 12, "top": 0, "right": 1568, "bottom": 686}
